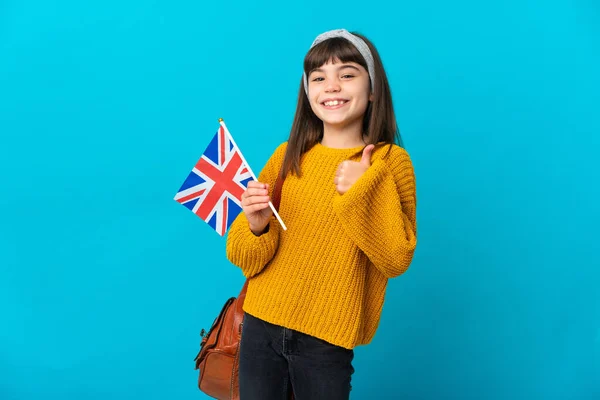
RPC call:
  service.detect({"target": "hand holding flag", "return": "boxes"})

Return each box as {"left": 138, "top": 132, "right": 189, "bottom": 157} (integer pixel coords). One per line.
{"left": 241, "top": 180, "right": 275, "bottom": 235}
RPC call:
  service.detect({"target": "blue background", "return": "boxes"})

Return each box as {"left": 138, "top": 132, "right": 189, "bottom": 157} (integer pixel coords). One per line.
{"left": 1, "top": 0, "right": 599, "bottom": 399}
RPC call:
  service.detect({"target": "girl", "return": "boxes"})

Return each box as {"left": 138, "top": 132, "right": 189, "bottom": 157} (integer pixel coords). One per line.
{"left": 226, "top": 28, "right": 417, "bottom": 400}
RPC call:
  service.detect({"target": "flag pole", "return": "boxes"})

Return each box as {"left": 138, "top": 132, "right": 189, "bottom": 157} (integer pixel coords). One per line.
{"left": 219, "top": 119, "right": 287, "bottom": 231}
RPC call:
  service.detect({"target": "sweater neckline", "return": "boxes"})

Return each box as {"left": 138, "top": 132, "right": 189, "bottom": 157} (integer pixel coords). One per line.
{"left": 312, "top": 142, "right": 366, "bottom": 155}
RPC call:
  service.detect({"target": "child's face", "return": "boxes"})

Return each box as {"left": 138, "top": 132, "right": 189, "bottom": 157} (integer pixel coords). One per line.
{"left": 307, "top": 60, "right": 372, "bottom": 132}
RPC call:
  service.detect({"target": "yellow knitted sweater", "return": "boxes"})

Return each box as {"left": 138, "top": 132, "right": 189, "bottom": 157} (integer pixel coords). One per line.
{"left": 226, "top": 141, "right": 417, "bottom": 349}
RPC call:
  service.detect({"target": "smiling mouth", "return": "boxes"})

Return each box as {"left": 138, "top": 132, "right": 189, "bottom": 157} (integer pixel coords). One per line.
{"left": 321, "top": 100, "right": 349, "bottom": 109}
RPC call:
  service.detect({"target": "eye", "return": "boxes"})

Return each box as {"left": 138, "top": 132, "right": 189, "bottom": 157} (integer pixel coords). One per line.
{"left": 311, "top": 76, "right": 325, "bottom": 82}
{"left": 341, "top": 74, "right": 355, "bottom": 79}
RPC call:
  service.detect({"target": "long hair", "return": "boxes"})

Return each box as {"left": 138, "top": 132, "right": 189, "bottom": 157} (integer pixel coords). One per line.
{"left": 280, "top": 32, "right": 403, "bottom": 179}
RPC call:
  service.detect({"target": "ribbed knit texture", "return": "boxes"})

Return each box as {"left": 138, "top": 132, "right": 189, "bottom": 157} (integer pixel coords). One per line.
{"left": 226, "top": 141, "right": 417, "bottom": 349}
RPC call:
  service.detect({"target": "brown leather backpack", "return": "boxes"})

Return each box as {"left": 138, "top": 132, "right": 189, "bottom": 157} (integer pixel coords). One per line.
{"left": 194, "top": 174, "right": 286, "bottom": 400}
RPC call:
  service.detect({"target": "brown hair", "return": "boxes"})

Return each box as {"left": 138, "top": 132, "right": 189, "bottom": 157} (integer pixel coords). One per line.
{"left": 280, "top": 31, "right": 402, "bottom": 179}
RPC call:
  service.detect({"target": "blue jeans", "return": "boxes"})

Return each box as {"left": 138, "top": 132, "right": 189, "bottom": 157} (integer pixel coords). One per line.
{"left": 239, "top": 312, "right": 355, "bottom": 400}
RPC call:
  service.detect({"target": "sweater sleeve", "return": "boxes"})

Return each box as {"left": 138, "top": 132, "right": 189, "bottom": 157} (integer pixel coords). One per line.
{"left": 225, "top": 142, "right": 287, "bottom": 278}
{"left": 332, "top": 146, "right": 417, "bottom": 278}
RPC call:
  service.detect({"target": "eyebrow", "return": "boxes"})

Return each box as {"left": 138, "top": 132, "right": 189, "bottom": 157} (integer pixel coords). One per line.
{"left": 309, "top": 64, "right": 361, "bottom": 74}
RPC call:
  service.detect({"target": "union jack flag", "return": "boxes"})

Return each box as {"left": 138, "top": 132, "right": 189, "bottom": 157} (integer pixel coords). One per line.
{"left": 174, "top": 124, "right": 253, "bottom": 236}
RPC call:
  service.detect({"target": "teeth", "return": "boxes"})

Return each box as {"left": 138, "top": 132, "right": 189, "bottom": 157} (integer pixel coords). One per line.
{"left": 324, "top": 100, "right": 345, "bottom": 106}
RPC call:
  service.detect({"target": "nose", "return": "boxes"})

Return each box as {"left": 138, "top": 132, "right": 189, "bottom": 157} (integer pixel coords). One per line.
{"left": 325, "top": 78, "right": 341, "bottom": 93}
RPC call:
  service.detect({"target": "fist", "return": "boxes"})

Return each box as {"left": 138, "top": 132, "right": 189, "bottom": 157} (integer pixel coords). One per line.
{"left": 334, "top": 144, "right": 375, "bottom": 195}
{"left": 241, "top": 181, "right": 273, "bottom": 235}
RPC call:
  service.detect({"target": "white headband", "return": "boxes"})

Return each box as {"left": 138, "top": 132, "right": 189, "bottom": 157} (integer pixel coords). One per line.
{"left": 303, "top": 29, "right": 375, "bottom": 96}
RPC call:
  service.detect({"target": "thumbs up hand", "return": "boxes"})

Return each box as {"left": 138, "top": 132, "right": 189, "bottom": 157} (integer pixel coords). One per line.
{"left": 334, "top": 144, "right": 375, "bottom": 195}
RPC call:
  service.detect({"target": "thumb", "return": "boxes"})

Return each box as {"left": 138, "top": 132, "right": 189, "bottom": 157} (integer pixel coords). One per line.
{"left": 360, "top": 144, "right": 375, "bottom": 167}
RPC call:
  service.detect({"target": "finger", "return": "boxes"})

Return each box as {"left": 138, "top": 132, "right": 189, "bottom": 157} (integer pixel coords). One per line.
{"left": 248, "top": 203, "right": 271, "bottom": 213}
{"left": 247, "top": 181, "right": 266, "bottom": 189}
{"left": 360, "top": 144, "right": 375, "bottom": 167}
{"left": 243, "top": 195, "right": 270, "bottom": 206}
{"left": 246, "top": 187, "right": 269, "bottom": 197}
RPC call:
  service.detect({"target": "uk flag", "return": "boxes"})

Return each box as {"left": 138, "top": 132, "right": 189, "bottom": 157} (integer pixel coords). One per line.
{"left": 174, "top": 125, "right": 253, "bottom": 236}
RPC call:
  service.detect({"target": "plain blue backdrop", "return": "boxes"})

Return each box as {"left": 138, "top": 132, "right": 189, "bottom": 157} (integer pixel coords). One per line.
{"left": 1, "top": 0, "right": 599, "bottom": 399}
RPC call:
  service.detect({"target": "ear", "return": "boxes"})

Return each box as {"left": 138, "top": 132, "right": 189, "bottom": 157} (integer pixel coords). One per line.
{"left": 369, "top": 92, "right": 374, "bottom": 102}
